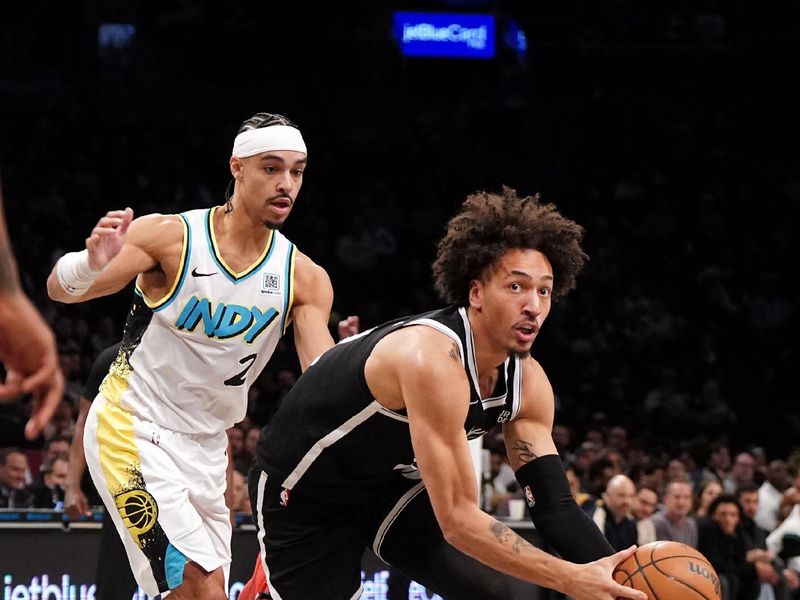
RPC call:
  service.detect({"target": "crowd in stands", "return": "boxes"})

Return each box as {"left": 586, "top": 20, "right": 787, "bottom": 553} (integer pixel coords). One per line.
{"left": 1, "top": 2, "right": 798, "bottom": 598}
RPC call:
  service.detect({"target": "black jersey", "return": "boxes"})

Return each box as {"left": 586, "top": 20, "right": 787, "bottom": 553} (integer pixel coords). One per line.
{"left": 256, "top": 305, "right": 523, "bottom": 504}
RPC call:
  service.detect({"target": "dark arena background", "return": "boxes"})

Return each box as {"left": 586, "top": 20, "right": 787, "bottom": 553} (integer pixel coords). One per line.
{"left": 1, "top": 2, "right": 798, "bottom": 599}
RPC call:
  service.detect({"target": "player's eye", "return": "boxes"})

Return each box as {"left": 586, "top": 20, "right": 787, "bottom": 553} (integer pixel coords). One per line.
{"left": 510, "top": 282, "right": 522, "bottom": 292}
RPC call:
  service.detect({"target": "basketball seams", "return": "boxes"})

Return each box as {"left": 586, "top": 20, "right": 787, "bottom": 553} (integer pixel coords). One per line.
{"left": 613, "top": 542, "right": 719, "bottom": 600}
{"left": 650, "top": 554, "right": 714, "bottom": 600}
{"left": 636, "top": 545, "right": 659, "bottom": 600}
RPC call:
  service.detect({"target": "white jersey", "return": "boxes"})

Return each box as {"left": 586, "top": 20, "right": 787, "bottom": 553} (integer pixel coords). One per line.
{"left": 100, "top": 206, "right": 296, "bottom": 435}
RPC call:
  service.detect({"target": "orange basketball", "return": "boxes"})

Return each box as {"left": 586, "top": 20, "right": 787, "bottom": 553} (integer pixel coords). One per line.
{"left": 613, "top": 541, "right": 721, "bottom": 600}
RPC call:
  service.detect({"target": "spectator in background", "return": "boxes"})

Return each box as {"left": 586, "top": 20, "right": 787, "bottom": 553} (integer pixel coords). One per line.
{"left": 41, "top": 399, "right": 76, "bottom": 441}
{"left": 725, "top": 452, "right": 757, "bottom": 495}
{"left": 565, "top": 460, "right": 596, "bottom": 512}
{"left": 708, "top": 442, "right": 733, "bottom": 483}
{"left": 28, "top": 455, "right": 67, "bottom": 508}
{"left": 484, "top": 451, "right": 522, "bottom": 516}
{"left": 633, "top": 486, "right": 659, "bottom": 545}
{"left": 243, "top": 427, "right": 259, "bottom": 469}
{"left": 552, "top": 424, "right": 573, "bottom": 461}
{"left": 585, "top": 455, "right": 616, "bottom": 499}
{"left": 694, "top": 478, "right": 724, "bottom": 519}
{"left": 651, "top": 480, "right": 698, "bottom": 547}
{"left": 767, "top": 498, "right": 800, "bottom": 588}
{"left": 665, "top": 458, "right": 689, "bottom": 484}
{"left": 42, "top": 435, "right": 70, "bottom": 464}
{"left": 228, "top": 425, "right": 252, "bottom": 476}
{"left": 606, "top": 426, "right": 628, "bottom": 455}
{"left": 629, "top": 457, "right": 666, "bottom": 498}
{"left": 737, "top": 483, "right": 796, "bottom": 600}
{"left": 591, "top": 474, "right": 639, "bottom": 551}
{"left": 756, "top": 460, "right": 792, "bottom": 532}
{"left": 0, "top": 447, "right": 33, "bottom": 508}
{"left": 698, "top": 494, "right": 757, "bottom": 600}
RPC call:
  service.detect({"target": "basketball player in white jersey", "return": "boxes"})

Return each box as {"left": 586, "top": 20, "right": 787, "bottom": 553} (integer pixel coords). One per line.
{"left": 46, "top": 113, "right": 351, "bottom": 599}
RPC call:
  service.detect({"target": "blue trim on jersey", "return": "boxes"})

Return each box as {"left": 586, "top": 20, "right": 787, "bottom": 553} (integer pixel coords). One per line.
{"left": 152, "top": 213, "right": 192, "bottom": 312}
{"left": 165, "top": 543, "right": 187, "bottom": 589}
{"left": 205, "top": 207, "right": 277, "bottom": 284}
{"left": 279, "top": 243, "right": 295, "bottom": 334}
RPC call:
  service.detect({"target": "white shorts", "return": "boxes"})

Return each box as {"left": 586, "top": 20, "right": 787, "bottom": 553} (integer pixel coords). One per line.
{"left": 84, "top": 395, "right": 231, "bottom": 598}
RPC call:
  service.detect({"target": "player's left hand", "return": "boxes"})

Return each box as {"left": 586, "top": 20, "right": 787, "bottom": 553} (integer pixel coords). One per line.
{"left": 0, "top": 290, "right": 65, "bottom": 439}
{"left": 337, "top": 315, "right": 360, "bottom": 341}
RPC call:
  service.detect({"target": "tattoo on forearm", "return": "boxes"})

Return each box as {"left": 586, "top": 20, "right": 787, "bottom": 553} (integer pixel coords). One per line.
{"left": 490, "top": 521, "right": 535, "bottom": 554}
{"left": 511, "top": 439, "right": 539, "bottom": 464}
{"left": 448, "top": 342, "right": 461, "bottom": 362}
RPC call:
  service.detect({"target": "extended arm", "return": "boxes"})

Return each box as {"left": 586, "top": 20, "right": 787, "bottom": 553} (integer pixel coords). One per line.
{"left": 389, "top": 329, "right": 644, "bottom": 600}
{"left": 503, "top": 358, "right": 614, "bottom": 563}
{"left": 64, "top": 398, "right": 91, "bottom": 519}
{"left": 0, "top": 183, "right": 64, "bottom": 439}
{"left": 46, "top": 210, "right": 170, "bottom": 304}
{"left": 289, "top": 253, "right": 337, "bottom": 371}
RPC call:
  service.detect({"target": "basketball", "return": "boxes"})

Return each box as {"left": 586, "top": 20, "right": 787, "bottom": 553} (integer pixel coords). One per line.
{"left": 613, "top": 541, "right": 721, "bottom": 600}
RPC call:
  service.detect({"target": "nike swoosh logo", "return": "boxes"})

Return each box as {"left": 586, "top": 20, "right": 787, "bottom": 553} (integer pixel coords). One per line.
{"left": 191, "top": 268, "right": 218, "bottom": 277}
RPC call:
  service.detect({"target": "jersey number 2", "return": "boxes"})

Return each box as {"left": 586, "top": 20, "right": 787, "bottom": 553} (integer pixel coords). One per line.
{"left": 224, "top": 353, "right": 257, "bottom": 387}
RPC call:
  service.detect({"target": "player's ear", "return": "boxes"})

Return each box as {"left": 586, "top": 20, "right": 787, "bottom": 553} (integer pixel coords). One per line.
{"left": 230, "top": 156, "right": 243, "bottom": 179}
{"left": 469, "top": 279, "right": 483, "bottom": 311}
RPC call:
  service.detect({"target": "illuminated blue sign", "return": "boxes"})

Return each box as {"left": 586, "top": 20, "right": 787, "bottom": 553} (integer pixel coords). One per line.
{"left": 393, "top": 12, "right": 495, "bottom": 59}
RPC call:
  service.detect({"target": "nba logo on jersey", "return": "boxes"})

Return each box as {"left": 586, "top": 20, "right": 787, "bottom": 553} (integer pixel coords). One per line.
{"left": 280, "top": 488, "right": 290, "bottom": 507}
{"left": 261, "top": 273, "right": 281, "bottom": 296}
{"left": 524, "top": 485, "right": 535, "bottom": 508}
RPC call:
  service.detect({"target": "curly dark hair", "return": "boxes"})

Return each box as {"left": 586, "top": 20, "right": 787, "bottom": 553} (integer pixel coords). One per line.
{"left": 432, "top": 187, "right": 588, "bottom": 306}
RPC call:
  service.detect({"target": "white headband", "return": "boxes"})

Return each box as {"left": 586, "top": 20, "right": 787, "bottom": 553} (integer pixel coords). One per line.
{"left": 232, "top": 125, "right": 307, "bottom": 158}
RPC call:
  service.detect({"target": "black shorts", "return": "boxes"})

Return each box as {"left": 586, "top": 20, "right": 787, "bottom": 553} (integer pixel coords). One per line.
{"left": 248, "top": 464, "right": 540, "bottom": 600}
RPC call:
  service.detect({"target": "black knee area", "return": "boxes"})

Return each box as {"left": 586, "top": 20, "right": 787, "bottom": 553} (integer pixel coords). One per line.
{"left": 515, "top": 454, "right": 613, "bottom": 563}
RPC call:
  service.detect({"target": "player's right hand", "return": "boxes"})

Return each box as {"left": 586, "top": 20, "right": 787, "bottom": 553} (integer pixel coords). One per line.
{"left": 85, "top": 207, "right": 133, "bottom": 271}
{"left": 0, "top": 291, "right": 65, "bottom": 440}
{"left": 64, "top": 485, "right": 90, "bottom": 520}
{"left": 562, "top": 546, "right": 648, "bottom": 600}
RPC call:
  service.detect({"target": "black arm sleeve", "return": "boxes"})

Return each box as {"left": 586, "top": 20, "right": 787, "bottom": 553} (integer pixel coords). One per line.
{"left": 81, "top": 342, "right": 122, "bottom": 402}
{"left": 515, "top": 454, "right": 614, "bottom": 563}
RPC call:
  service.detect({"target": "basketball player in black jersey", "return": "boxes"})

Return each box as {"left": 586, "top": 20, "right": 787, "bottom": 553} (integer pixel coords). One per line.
{"left": 249, "top": 188, "right": 647, "bottom": 600}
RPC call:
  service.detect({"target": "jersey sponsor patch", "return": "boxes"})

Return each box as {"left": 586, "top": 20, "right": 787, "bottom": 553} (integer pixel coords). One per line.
{"left": 261, "top": 273, "right": 281, "bottom": 296}
{"left": 524, "top": 485, "right": 535, "bottom": 508}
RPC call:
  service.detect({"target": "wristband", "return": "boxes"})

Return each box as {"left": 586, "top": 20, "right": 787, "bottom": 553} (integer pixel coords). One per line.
{"left": 56, "top": 249, "right": 103, "bottom": 296}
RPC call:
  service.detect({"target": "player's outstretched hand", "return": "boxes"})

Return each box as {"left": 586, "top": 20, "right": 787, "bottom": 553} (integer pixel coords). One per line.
{"left": 562, "top": 546, "right": 648, "bottom": 600}
{"left": 337, "top": 315, "right": 360, "bottom": 341}
{"left": 85, "top": 207, "right": 133, "bottom": 271}
{"left": 0, "top": 291, "right": 64, "bottom": 439}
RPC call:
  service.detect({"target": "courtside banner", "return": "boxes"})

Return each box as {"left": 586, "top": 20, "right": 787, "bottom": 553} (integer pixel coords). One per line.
{"left": 393, "top": 12, "right": 495, "bottom": 59}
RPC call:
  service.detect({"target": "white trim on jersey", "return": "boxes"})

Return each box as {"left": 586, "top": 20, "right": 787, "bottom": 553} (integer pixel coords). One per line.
{"left": 456, "top": 307, "right": 482, "bottom": 401}
{"left": 510, "top": 358, "right": 523, "bottom": 421}
{"left": 371, "top": 481, "right": 427, "bottom": 560}
{"left": 281, "top": 401, "right": 384, "bottom": 490}
{"left": 377, "top": 405, "right": 410, "bottom": 423}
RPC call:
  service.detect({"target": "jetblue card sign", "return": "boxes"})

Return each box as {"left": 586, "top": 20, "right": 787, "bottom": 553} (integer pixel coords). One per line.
{"left": 394, "top": 12, "right": 495, "bottom": 59}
